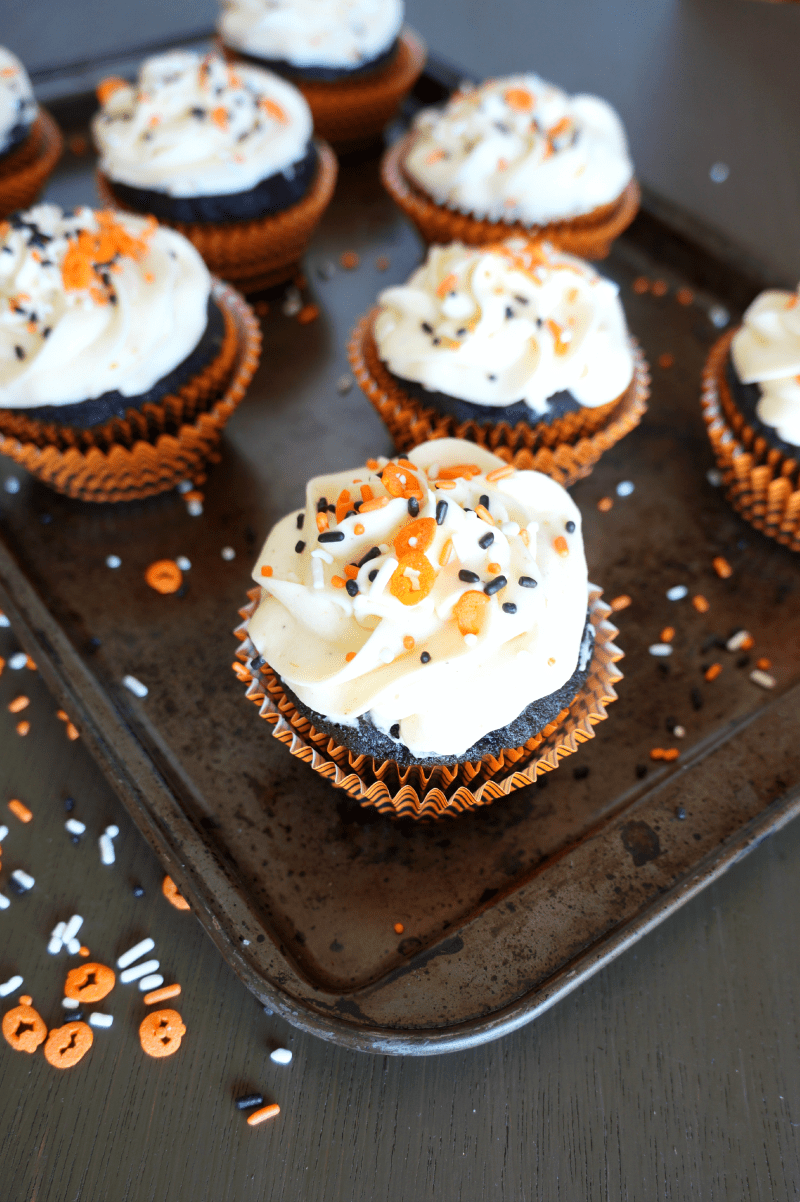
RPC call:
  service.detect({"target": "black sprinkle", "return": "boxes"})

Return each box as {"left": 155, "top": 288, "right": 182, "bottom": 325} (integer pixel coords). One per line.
{"left": 357, "top": 546, "right": 381, "bottom": 568}
{"left": 64, "top": 797, "right": 75, "bottom": 812}
{"left": 635, "top": 763, "right": 648, "bottom": 779}
{"left": 487, "top": 373, "right": 496, "bottom": 381}
{"left": 421, "top": 321, "right": 433, "bottom": 334}
{"left": 565, "top": 520, "right": 576, "bottom": 533}
{"left": 478, "top": 532, "right": 494, "bottom": 550}
{"left": 458, "top": 569, "right": 480, "bottom": 583}
{"left": 368, "top": 569, "right": 378, "bottom": 582}
{"left": 518, "top": 576, "right": 537, "bottom": 588}
{"left": 235, "top": 1094, "right": 264, "bottom": 1111}
{"left": 407, "top": 497, "right": 419, "bottom": 517}
{"left": 14, "top": 345, "right": 25, "bottom": 360}
{"left": 479, "top": 494, "right": 489, "bottom": 510}
{"left": 420, "top": 652, "right": 431, "bottom": 663}
{"left": 502, "top": 602, "right": 517, "bottom": 614}
{"left": 505, "top": 306, "right": 514, "bottom": 319}
{"left": 70, "top": 835, "right": 81, "bottom": 845}
{"left": 484, "top": 576, "right": 507, "bottom": 596}
{"left": 345, "top": 580, "right": 359, "bottom": 597}
{"left": 691, "top": 686, "right": 704, "bottom": 710}
{"left": 296, "top": 512, "right": 304, "bottom": 530}
{"left": 327, "top": 504, "right": 336, "bottom": 514}
{"left": 295, "top": 541, "right": 305, "bottom": 553}
{"left": 675, "top": 806, "right": 687, "bottom": 820}
{"left": 456, "top": 327, "right": 467, "bottom": 336}
{"left": 39, "top": 513, "right": 52, "bottom": 524}
{"left": 316, "top": 497, "right": 328, "bottom": 512}
{"left": 435, "top": 499, "right": 448, "bottom": 525}
{"left": 345, "top": 510, "right": 356, "bottom": 519}
{"left": 573, "top": 765, "right": 590, "bottom": 780}
{"left": 42, "top": 327, "right": 51, "bottom": 338}
{"left": 432, "top": 337, "right": 441, "bottom": 346}
{"left": 318, "top": 531, "right": 345, "bottom": 543}
{"left": 250, "top": 655, "right": 266, "bottom": 673}
{"left": 515, "top": 295, "right": 528, "bottom": 305}
{"left": 390, "top": 724, "right": 400, "bottom": 739}
{"left": 133, "top": 885, "right": 145, "bottom": 898}
{"left": 191, "top": 107, "right": 206, "bottom": 118}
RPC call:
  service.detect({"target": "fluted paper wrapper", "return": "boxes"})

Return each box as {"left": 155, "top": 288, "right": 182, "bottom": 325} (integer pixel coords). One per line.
{"left": 0, "top": 280, "right": 261, "bottom": 502}
{"left": 233, "top": 586, "right": 622, "bottom": 820}
{"left": 97, "top": 140, "right": 337, "bottom": 292}
{"left": 381, "top": 132, "right": 640, "bottom": 261}
{"left": 348, "top": 311, "right": 650, "bottom": 488}
{"left": 0, "top": 111, "right": 63, "bottom": 218}
{"left": 701, "top": 329, "right": 800, "bottom": 552}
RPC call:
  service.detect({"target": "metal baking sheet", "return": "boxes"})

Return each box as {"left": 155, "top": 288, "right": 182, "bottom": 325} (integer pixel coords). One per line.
{"left": 1, "top": 69, "right": 799, "bottom": 1054}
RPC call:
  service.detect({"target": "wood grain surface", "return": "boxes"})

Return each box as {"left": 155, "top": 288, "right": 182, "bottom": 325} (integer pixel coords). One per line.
{"left": 1, "top": 613, "right": 799, "bottom": 1201}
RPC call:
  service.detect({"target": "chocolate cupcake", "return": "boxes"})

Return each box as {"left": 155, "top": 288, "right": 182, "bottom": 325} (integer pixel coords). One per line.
{"left": 0, "top": 203, "right": 260, "bottom": 502}
{"left": 93, "top": 50, "right": 337, "bottom": 291}
{"left": 702, "top": 286, "right": 800, "bottom": 550}
{"left": 234, "top": 438, "right": 623, "bottom": 818}
{"left": 0, "top": 46, "right": 62, "bottom": 218}
{"left": 349, "top": 238, "right": 649, "bottom": 485}
{"left": 382, "top": 73, "right": 639, "bottom": 260}
{"left": 218, "top": 0, "right": 426, "bottom": 149}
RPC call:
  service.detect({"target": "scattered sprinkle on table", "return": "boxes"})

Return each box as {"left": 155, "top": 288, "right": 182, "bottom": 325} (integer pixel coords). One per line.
{"left": 144, "top": 560, "right": 183, "bottom": 594}
{"left": 120, "top": 959, "right": 160, "bottom": 985}
{"left": 394, "top": 922, "right": 404, "bottom": 934}
{"left": 138, "top": 973, "right": 164, "bottom": 991}
{"left": 144, "top": 983, "right": 181, "bottom": 1005}
{"left": 375, "top": 255, "right": 390, "bottom": 271}
{"left": 666, "top": 585, "right": 688, "bottom": 601}
{"left": 712, "top": 556, "right": 732, "bottom": 579}
{"left": 651, "top": 279, "right": 668, "bottom": 297}
{"left": 727, "top": 629, "right": 753, "bottom": 652}
{"left": 649, "top": 644, "right": 673, "bottom": 657}
{"left": 11, "top": 869, "right": 34, "bottom": 892}
{"left": 16, "top": 721, "right": 30, "bottom": 737}
{"left": 235, "top": 1093, "right": 264, "bottom": 1110}
{"left": 658, "top": 352, "right": 675, "bottom": 369}
{"left": 633, "top": 277, "right": 650, "bottom": 294}
{"left": 650, "top": 747, "right": 680, "bottom": 762}
{"left": 340, "top": 251, "right": 359, "bottom": 270}
{"left": 616, "top": 480, "right": 634, "bottom": 497}
{"left": 176, "top": 556, "right": 191, "bottom": 572}
{"left": 105, "top": 554, "right": 122, "bottom": 569}
{"left": 709, "top": 305, "right": 730, "bottom": 329}
{"left": 610, "top": 595, "right": 632, "bottom": 612}
{"left": 65, "top": 818, "right": 86, "bottom": 836}
{"left": 139, "top": 1008, "right": 186, "bottom": 1058}
{"left": 692, "top": 595, "right": 710, "bottom": 613}
{"left": 270, "top": 1047, "right": 292, "bottom": 1066}
{"left": 162, "top": 875, "right": 191, "bottom": 911}
{"left": 597, "top": 496, "right": 613, "bottom": 512}
{"left": 660, "top": 627, "right": 675, "bottom": 643}
{"left": 0, "top": 974, "right": 23, "bottom": 997}
{"left": 221, "top": 546, "right": 236, "bottom": 561}
{"left": 247, "top": 1103, "right": 281, "bottom": 1126}
{"left": 750, "top": 669, "right": 776, "bottom": 689}
{"left": 8, "top": 652, "right": 28, "bottom": 670}
{"left": 117, "top": 937, "right": 155, "bottom": 970}
{"left": 89, "top": 1012, "right": 114, "bottom": 1029}
{"left": 8, "top": 798, "right": 32, "bottom": 822}
{"left": 676, "top": 287, "right": 694, "bottom": 306}
{"left": 704, "top": 663, "right": 723, "bottom": 681}
{"left": 8, "top": 695, "right": 29, "bottom": 713}
{"left": 297, "top": 303, "right": 319, "bottom": 325}
{"left": 123, "top": 675, "right": 148, "bottom": 698}
{"left": 4, "top": 477, "right": 20, "bottom": 494}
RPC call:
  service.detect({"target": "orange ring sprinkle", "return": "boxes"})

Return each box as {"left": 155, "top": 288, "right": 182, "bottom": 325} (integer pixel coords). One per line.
{"left": 144, "top": 560, "right": 183, "bottom": 595}
{"left": 64, "top": 962, "right": 115, "bottom": 1003}
{"left": 162, "top": 875, "right": 190, "bottom": 911}
{"left": 44, "top": 1021, "right": 93, "bottom": 1069}
{"left": 139, "top": 1008, "right": 186, "bottom": 1058}
{"left": 2, "top": 998, "right": 47, "bottom": 1053}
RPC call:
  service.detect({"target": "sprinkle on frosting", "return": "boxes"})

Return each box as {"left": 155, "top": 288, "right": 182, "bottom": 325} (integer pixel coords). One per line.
{"left": 0, "top": 46, "right": 37, "bottom": 157}
{"left": 731, "top": 283, "right": 800, "bottom": 447}
{"left": 219, "top": 0, "right": 403, "bottom": 71}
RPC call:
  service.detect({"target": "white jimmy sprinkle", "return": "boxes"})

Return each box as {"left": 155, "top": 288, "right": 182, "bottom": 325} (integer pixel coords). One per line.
{"left": 177, "top": 480, "right": 193, "bottom": 494}
{"left": 123, "top": 675, "right": 148, "bottom": 698}
{"left": 427, "top": 463, "right": 439, "bottom": 480}
{"left": 270, "top": 1047, "right": 293, "bottom": 1066}
{"left": 221, "top": 546, "right": 236, "bottom": 561}
{"left": 706, "top": 468, "right": 723, "bottom": 487}
{"left": 616, "top": 480, "right": 635, "bottom": 497}
{"left": 649, "top": 644, "right": 673, "bottom": 657}
{"left": 89, "top": 1012, "right": 114, "bottom": 1029}
{"left": 66, "top": 938, "right": 81, "bottom": 955}
{"left": 311, "top": 547, "right": 333, "bottom": 563}
{"left": 726, "top": 629, "right": 752, "bottom": 652}
{"left": 0, "top": 613, "right": 9, "bottom": 627}
{"left": 187, "top": 499, "right": 203, "bottom": 517}
{"left": 62, "top": 997, "right": 80, "bottom": 1009}
{"left": 378, "top": 648, "right": 394, "bottom": 664}
{"left": 117, "top": 936, "right": 155, "bottom": 969}
{"left": 65, "top": 818, "right": 86, "bottom": 836}
{"left": 176, "top": 556, "right": 191, "bottom": 572}
{"left": 105, "top": 554, "right": 122, "bottom": 569}
{"left": 138, "top": 973, "right": 164, "bottom": 991}
{"left": 666, "top": 585, "right": 688, "bottom": 601}
{"left": 673, "top": 725, "right": 686, "bottom": 738}
{"left": 0, "top": 825, "right": 8, "bottom": 842}
{"left": 105, "top": 825, "right": 119, "bottom": 839}
{"left": 369, "top": 557, "right": 398, "bottom": 600}
{"left": 48, "top": 920, "right": 67, "bottom": 955}
{"left": 750, "top": 669, "right": 776, "bottom": 689}
{"left": 0, "top": 893, "right": 9, "bottom": 910}
{"left": 311, "top": 558, "right": 324, "bottom": 589}
{"left": 62, "top": 914, "right": 84, "bottom": 943}
{"left": 8, "top": 652, "right": 28, "bottom": 670}
{"left": 11, "top": 869, "right": 34, "bottom": 891}
{"left": 709, "top": 161, "right": 729, "bottom": 183}
{"left": 119, "top": 958, "right": 160, "bottom": 984}
{"left": 99, "top": 833, "right": 115, "bottom": 865}
{"left": 4, "top": 476, "right": 20, "bottom": 494}
{"left": 0, "top": 974, "right": 23, "bottom": 997}
{"left": 501, "top": 521, "right": 520, "bottom": 537}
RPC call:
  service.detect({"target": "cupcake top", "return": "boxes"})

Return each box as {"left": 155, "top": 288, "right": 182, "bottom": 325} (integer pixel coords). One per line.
{"left": 404, "top": 73, "right": 633, "bottom": 226}
{"left": 731, "top": 285, "right": 800, "bottom": 447}
{"left": 219, "top": 0, "right": 403, "bottom": 71}
{"left": 248, "top": 438, "right": 589, "bottom": 759}
{"left": 373, "top": 239, "right": 633, "bottom": 413}
{"left": 92, "top": 51, "right": 313, "bottom": 197}
{"left": 0, "top": 204, "right": 211, "bottom": 408}
{"left": 0, "top": 47, "right": 38, "bottom": 157}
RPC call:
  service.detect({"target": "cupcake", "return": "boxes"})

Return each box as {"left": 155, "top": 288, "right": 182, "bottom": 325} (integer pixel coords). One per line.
{"left": 218, "top": 0, "right": 426, "bottom": 150}
{"left": 0, "top": 46, "right": 63, "bottom": 219}
{"left": 702, "top": 285, "right": 800, "bottom": 550}
{"left": 233, "top": 438, "right": 623, "bottom": 819}
{"left": 0, "top": 203, "right": 260, "bottom": 502}
{"left": 93, "top": 50, "right": 337, "bottom": 292}
{"left": 348, "top": 238, "right": 649, "bottom": 485}
{"left": 382, "top": 73, "right": 639, "bottom": 260}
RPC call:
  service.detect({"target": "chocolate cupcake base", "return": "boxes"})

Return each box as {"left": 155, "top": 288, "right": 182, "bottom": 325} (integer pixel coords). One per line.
{"left": 381, "top": 131, "right": 640, "bottom": 261}
{"left": 233, "top": 586, "right": 623, "bottom": 820}
{"left": 701, "top": 329, "right": 800, "bottom": 551}
{"left": 0, "top": 111, "right": 63, "bottom": 218}
{"left": 348, "top": 310, "right": 650, "bottom": 487}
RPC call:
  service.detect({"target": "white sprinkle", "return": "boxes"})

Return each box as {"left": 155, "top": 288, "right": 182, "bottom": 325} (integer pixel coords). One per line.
{"left": 282, "top": 286, "right": 302, "bottom": 316}
{"left": 48, "top": 921, "right": 66, "bottom": 954}
{"left": 0, "top": 825, "right": 7, "bottom": 842}
{"left": 673, "top": 725, "right": 686, "bottom": 738}
{"left": 311, "top": 547, "right": 333, "bottom": 563}
{"left": 65, "top": 818, "right": 86, "bottom": 836}
{"left": 123, "top": 675, "right": 148, "bottom": 698}
{"left": 241, "top": 939, "right": 250, "bottom": 947}
{"left": 408, "top": 536, "right": 418, "bottom": 547}
{"left": 105, "top": 554, "right": 122, "bottom": 569}
{"left": 105, "top": 825, "right": 119, "bottom": 839}
{"left": 89, "top": 1012, "right": 114, "bottom": 1028}
{"left": 666, "top": 585, "right": 688, "bottom": 601}
{"left": 0, "top": 894, "right": 9, "bottom": 910}
{"left": 51, "top": 920, "right": 67, "bottom": 940}
{"left": 311, "top": 558, "right": 324, "bottom": 589}
{"left": 11, "top": 869, "right": 34, "bottom": 891}
{"left": 369, "top": 557, "right": 398, "bottom": 600}
{"left": 8, "top": 652, "right": 27, "bottom": 670}
{"left": 464, "top": 633, "right": 478, "bottom": 647}
{"left": 0, "top": 613, "right": 10, "bottom": 627}
{"left": 709, "top": 305, "right": 730, "bottom": 330}
{"left": 0, "top": 974, "right": 23, "bottom": 997}
{"left": 336, "top": 374, "right": 353, "bottom": 395}
{"left": 750, "top": 669, "right": 776, "bottom": 689}
{"left": 709, "top": 161, "right": 729, "bottom": 183}
{"left": 4, "top": 476, "right": 20, "bottom": 494}
{"left": 176, "top": 556, "right": 191, "bottom": 572}
{"left": 187, "top": 499, "right": 203, "bottom": 517}
{"left": 66, "top": 937, "right": 81, "bottom": 955}
{"left": 120, "top": 958, "right": 160, "bottom": 984}
{"left": 616, "top": 480, "right": 635, "bottom": 497}
{"left": 99, "top": 833, "right": 115, "bottom": 865}
{"left": 726, "top": 629, "right": 752, "bottom": 652}
{"left": 706, "top": 467, "right": 723, "bottom": 486}
{"left": 138, "top": 973, "right": 164, "bottom": 991}
{"left": 501, "top": 521, "right": 520, "bottom": 537}
{"left": 649, "top": 643, "right": 673, "bottom": 657}
{"left": 62, "top": 997, "right": 79, "bottom": 1009}
{"left": 177, "top": 480, "right": 193, "bottom": 494}
{"left": 117, "top": 936, "right": 155, "bottom": 969}
{"left": 63, "top": 914, "right": 84, "bottom": 944}
{"left": 378, "top": 648, "right": 394, "bottom": 664}
{"left": 221, "top": 546, "right": 236, "bottom": 561}
{"left": 270, "top": 1047, "right": 293, "bottom": 1066}
{"left": 427, "top": 463, "right": 439, "bottom": 481}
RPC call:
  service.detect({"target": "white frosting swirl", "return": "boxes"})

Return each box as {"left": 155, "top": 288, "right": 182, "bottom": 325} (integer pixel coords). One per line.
{"left": 374, "top": 239, "right": 633, "bottom": 412}
{"left": 219, "top": 0, "right": 403, "bottom": 70}
{"left": 0, "top": 204, "right": 211, "bottom": 408}
{"left": 248, "top": 438, "right": 589, "bottom": 759}
{"left": 0, "top": 47, "right": 38, "bottom": 156}
{"left": 731, "top": 285, "right": 800, "bottom": 447}
{"left": 92, "top": 51, "right": 312, "bottom": 197}
{"left": 405, "top": 73, "right": 633, "bottom": 226}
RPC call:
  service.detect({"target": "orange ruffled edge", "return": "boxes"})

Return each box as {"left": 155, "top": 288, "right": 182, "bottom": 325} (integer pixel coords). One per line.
{"left": 0, "top": 111, "right": 63, "bottom": 218}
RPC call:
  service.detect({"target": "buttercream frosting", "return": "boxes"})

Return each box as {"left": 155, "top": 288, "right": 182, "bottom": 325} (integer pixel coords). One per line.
{"left": 219, "top": 0, "right": 403, "bottom": 70}
{"left": 92, "top": 51, "right": 312, "bottom": 197}
{"left": 374, "top": 239, "right": 633, "bottom": 412}
{"left": 0, "top": 47, "right": 38, "bottom": 156}
{"left": 405, "top": 73, "right": 633, "bottom": 226}
{"left": 731, "top": 286, "right": 800, "bottom": 447}
{"left": 248, "top": 438, "right": 589, "bottom": 758}
{"left": 0, "top": 204, "right": 211, "bottom": 408}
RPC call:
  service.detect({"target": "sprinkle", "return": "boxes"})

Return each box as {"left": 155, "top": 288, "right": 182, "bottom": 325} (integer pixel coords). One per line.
{"left": 260, "top": 565, "right": 273, "bottom": 577}
{"left": 139, "top": 1008, "right": 186, "bottom": 1058}
{"left": 270, "top": 1047, "right": 293, "bottom": 1065}
{"left": 235, "top": 1093, "right": 264, "bottom": 1110}
{"left": 616, "top": 480, "right": 635, "bottom": 497}
{"left": 420, "top": 652, "right": 431, "bottom": 663}
{"left": 186, "top": 499, "right": 203, "bottom": 517}
{"left": 660, "top": 627, "right": 675, "bottom": 643}
{"left": 485, "top": 465, "right": 515, "bottom": 483}
{"left": 650, "top": 747, "right": 680, "bottom": 762}
{"left": 120, "top": 958, "right": 160, "bottom": 984}
{"left": 79, "top": 946, "right": 90, "bottom": 956}
{"left": 376, "top": 256, "right": 390, "bottom": 271}
{"left": 458, "top": 570, "right": 480, "bottom": 584}
{"left": 438, "top": 539, "right": 453, "bottom": 567}
{"left": 692, "top": 595, "right": 710, "bottom": 613}
{"left": 11, "top": 869, "right": 34, "bottom": 892}
{"left": 0, "top": 612, "right": 8, "bottom": 627}
{"left": 704, "top": 663, "right": 723, "bottom": 681}
{"left": 105, "top": 554, "right": 122, "bottom": 569}
{"left": 8, "top": 694, "right": 29, "bottom": 714}
{"left": 609, "top": 594, "right": 631, "bottom": 611}
{"left": 750, "top": 669, "right": 776, "bottom": 689}
{"left": 487, "top": 562, "right": 501, "bottom": 574}
{"left": 99, "top": 833, "right": 115, "bottom": 865}
{"left": 666, "top": 585, "right": 688, "bottom": 601}
{"left": 318, "top": 530, "right": 345, "bottom": 543}
{"left": 62, "top": 914, "right": 83, "bottom": 943}
{"left": 340, "top": 251, "right": 359, "bottom": 270}
{"left": 402, "top": 636, "right": 415, "bottom": 651}
{"left": 0, "top": 894, "right": 9, "bottom": 910}
{"left": 502, "top": 602, "right": 517, "bottom": 614}
{"left": 651, "top": 279, "right": 668, "bottom": 297}
{"left": 65, "top": 818, "right": 85, "bottom": 836}
{"left": 221, "top": 546, "right": 236, "bottom": 561}
{"left": 123, "top": 675, "right": 148, "bottom": 698}
{"left": 336, "top": 374, "right": 353, "bottom": 394}
{"left": 649, "top": 644, "right": 673, "bottom": 657}
{"left": 138, "top": 973, "right": 164, "bottom": 991}
{"left": 484, "top": 575, "right": 507, "bottom": 596}
{"left": 0, "top": 825, "right": 7, "bottom": 840}
{"left": 518, "top": 576, "right": 537, "bottom": 589}
{"left": 553, "top": 537, "right": 569, "bottom": 557}
{"left": 726, "top": 629, "right": 753, "bottom": 652}
{"left": 117, "top": 937, "right": 155, "bottom": 970}
{"left": 354, "top": 523, "right": 365, "bottom": 535}
{"left": 597, "top": 497, "right": 613, "bottom": 512}
{"left": 673, "top": 725, "right": 686, "bottom": 738}
{"left": 0, "top": 975, "right": 23, "bottom": 997}
{"left": 4, "top": 476, "right": 20, "bottom": 494}
{"left": 755, "top": 657, "right": 772, "bottom": 671}
{"left": 712, "top": 556, "right": 732, "bottom": 579}
{"left": 8, "top": 798, "right": 32, "bottom": 822}
{"left": 297, "top": 304, "right": 319, "bottom": 325}
{"left": 658, "top": 352, "right": 675, "bottom": 369}
{"left": 345, "top": 651, "right": 356, "bottom": 662}
{"left": 89, "top": 1011, "right": 114, "bottom": 1029}
{"left": 633, "top": 277, "right": 650, "bottom": 294}
{"left": 145, "top": 559, "right": 182, "bottom": 594}
{"left": 435, "top": 499, "right": 448, "bottom": 525}
{"left": 676, "top": 287, "right": 694, "bottom": 306}
{"left": 478, "top": 532, "right": 495, "bottom": 550}
{"left": 66, "top": 723, "right": 80, "bottom": 741}
{"left": 16, "top": 721, "right": 30, "bottom": 737}
{"left": 48, "top": 923, "right": 66, "bottom": 954}
{"left": 144, "top": 983, "right": 181, "bottom": 1005}
{"left": 393, "top": 922, "right": 404, "bottom": 934}
{"left": 8, "top": 652, "right": 27, "bottom": 670}
{"left": 331, "top": 576, "right": 346, "bottom": 589}
{"left": 247, "top": 1104, "right": 280, "bottom": 1126}
{"left": 434, "top": 480, "right": 456, "bottom": 490}
{"left": 709, "top": 306, "right": 730, "bottom": 329}
{"left": 162, "top": 875, "right": 190, "bottom": 910}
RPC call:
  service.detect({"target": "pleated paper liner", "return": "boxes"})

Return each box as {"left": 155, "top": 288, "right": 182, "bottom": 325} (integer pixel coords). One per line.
{"left": 97, "top": 140, "right": 337, "bottom": 292}
{"left": 233, "top": 586, "right": 622, "bottom": 820}
{"left": 348, "top": 310, "right": 650, "bottom": 488}
{"left": 0, "top": 111, "right": 63, "bottom": 218}
{"left": 381, "top": 132, "right": 640, "bottom": 261}
{"left": 0, "top": 280, "right": 261, "bottom": 503}
{"left": 0, "top": 300, "right": 239, "bottom": 454}
{"left": 701, "top": 329, "right": 800, "bottom": 552}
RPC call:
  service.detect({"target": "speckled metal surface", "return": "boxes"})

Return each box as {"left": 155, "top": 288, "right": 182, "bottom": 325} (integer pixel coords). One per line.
{"left": 0, "top": 74, "right": 798, "bottom": 1053}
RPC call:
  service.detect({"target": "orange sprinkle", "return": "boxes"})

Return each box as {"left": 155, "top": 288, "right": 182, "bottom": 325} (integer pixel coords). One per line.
{"left": 260, "top": 565, "right": 273, "bottom": 578}
{"left": 402, "top": 636, "right": 415, "bottom": 651}
{"left": 2, "top": 999, "right": 47, "bottom": 1054}
{"left": 437, "top": 463, "right": 481, "bottom": 481}
{"left": 183, "top": 489, "right": 203, "bottom": 504}
{"left": 439, "top": 538, "right": 454, "bottom": 567}
{"left": 16, "top": 721, "right": 30, "bottom": 737}
{"left": 390, "top": 553, "right": 435, "bottom": 606}
{"left": 519, "top": 529, "right": 530, "bottom": 547}
{"left": 475, "top": 504, "right": 494, "bottom": 526}
{"left": 8, "top": 799, "right": 32, "bottom": 823}
{"left": 425, "top": 148, "right": 446, "bottom": 165}
{"left": 485, "top": 465, "right": 515, "bottom": 483}
{"left": 316, "top": 511, "right": 330, "bottom": 532}
{"left": 64, "top": 962, "right": 115, "bottom": 1003}
{"left": 382, "top": 461, "right": 421, "bottom": 499}
{"left": 331, "top": 576, "right": 346, "bottom": 589}
{"left": 8, "top": 695, "right": 29, "bottom": 713}
{"left": 144, "top": 559, "right": 182, "bottom": 595}
{"left": 610, "top": 595, "right": 632, "bottom": 611}
{"left": 259, "top": 97, "right": 287, "bottom": 122}
{"left": 25, "top": 656, "right": 36, "bottom": 671}
{"left": 651, "top": 279, "right": 668, "bottom": 297}
{"left": 139, "top": 1008, "right": 186, "bottom": 1058}
{"left": 453, "top": 591, "right": 488, "bottom": 637}
{"left": 247, "top": 1103, "right": 280, "bottom": 1126}
{"left": 660, "top": 627, "right": 675, "bottom": 643}
{"left": 162, "top": 875, "right": 190, "bottom": 911}
{"left": 739, "top": 634, "right": 755, "bottom": 651}
{"left": 692, "top": 594, "right": 710, "bottom": 613}
{"left": 505, "top": 86, "right": 533, "bottom": 111}
{"left": 397, "top": 458, "right": 417, "bottom": 471}
{"left": 340, "top": 251, "right": 360, "bottom": 271}
{"left": 345, "top": 651, "right": 357, "bottom": 662}
{"left": 354, "top": 523, "right": 365, "bottom": 536}
{"left": 487, "top": 562, "right": 501, "bottom": 574}
{"left": 553, "top": 536, "right": 569, "bottom": 557}
{"left": 344, "top": 564, "right": 359, "bottom": 579}
{"left": 705, "top": 662, "right": 723, "bottom": 681}
{"left": 376, "top": 256, "right": 390, "bottom": 271}
{"left": 144, "top": 983, "right": 182, "bottom": 1005}
{"left": 297, "top": 304, "right": 319, "bottom": 325}
{"left": 756, "top": 657, "right": 772, "bottom": 671}
{"left": 394, "top": 922, "right": 405, "bottom": 934}
{"left": 366, "top": 458, "right": 379, "bottom": 470}
{"left": 676, "top": 287, "right": 694, "bottom": 306}
{"left": 211, "top": 106, "right": 228, "bottom": 129}
{"left": 658, "top": 352, "right": 675, "bottom": 369}
{"left": 360, "top": 484, "right": 374, "bottom": 503}
{"left": 712, "top": 556, "right": 732, "bottom": 579}
{"left": 56, "top": 710, "right": 69, "bottom": 722}
{"left": 546, "top": 318, "right": 570, "bottom": 356}
{"left": 597, "top": 497, "right": 614, "bottom": 512}
{"left": 394, "top": 517, "right": 435, "bottom": 559}
{"left": 359, "top": 496, "right": 390, "bottom": 513}
{"left": 78, "top": 947, "right": 90, "bottom": 958}
{"left": 44, "top": 1021, "right": 93, "bottom": 1069}
{"left": 335, "top": 489, "right": 352, "bottom": 523}
{"left": 66, "top": 723, "right": 80, "bottom": 741}
{"left": 97, "top": 75, "right": 129, "bottom": 105}
{"left": 436, "top": 273, "right": 457, "bottom": 298}
{"left": 434, "top": 480, "right": 456, "bottom": 490}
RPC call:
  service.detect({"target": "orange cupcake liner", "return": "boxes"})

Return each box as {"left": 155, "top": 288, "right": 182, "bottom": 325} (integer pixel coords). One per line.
{"left": 233, "top": 586, "right": 622, "bottom": 820}
{"left": 0, "top": 111, "right": 63, "bottom": 218}
{"left": 0, "top": 280, "right": 261, "bottom": 503}
{"left": 97, "top": 140, "right": 338, "bottom": 292}
{"left": 348, "top": 310, "right": 650, "bottom": 488}
{"left": 381, "top": 131, "right": 640, "bottom": 261}
{"left": 701, "top": 329, "right": 800, "bottom": 551}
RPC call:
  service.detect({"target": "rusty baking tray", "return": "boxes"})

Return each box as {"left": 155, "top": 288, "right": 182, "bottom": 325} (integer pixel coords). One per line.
{"left": 1, "top": 63, "right": 799, "bottom": 1054}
